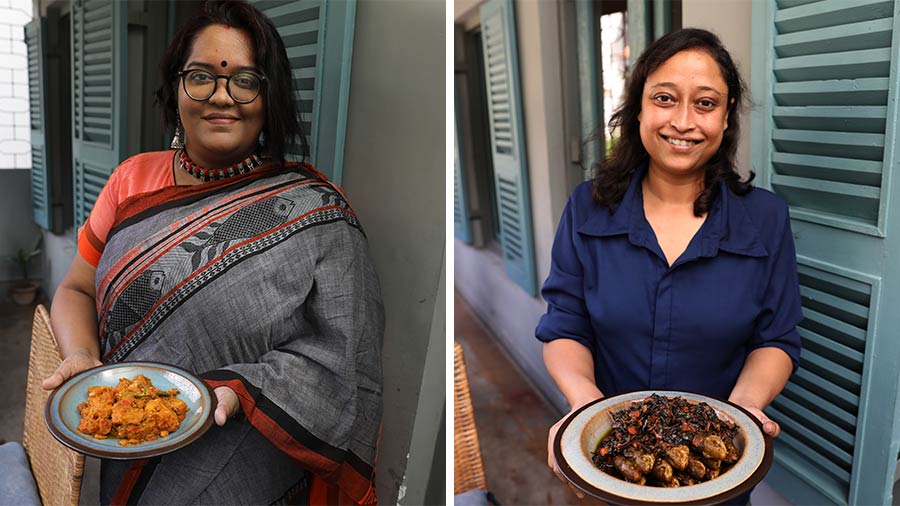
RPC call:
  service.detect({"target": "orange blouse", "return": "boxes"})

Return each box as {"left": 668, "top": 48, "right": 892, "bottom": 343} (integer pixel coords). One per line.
{"left": 78, "top": 151, "right": 178, "bottom": 268}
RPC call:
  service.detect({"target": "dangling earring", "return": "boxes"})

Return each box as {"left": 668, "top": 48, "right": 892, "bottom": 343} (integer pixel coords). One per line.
{"left": 170, "top": 113, "right": 185, "bottom": 150}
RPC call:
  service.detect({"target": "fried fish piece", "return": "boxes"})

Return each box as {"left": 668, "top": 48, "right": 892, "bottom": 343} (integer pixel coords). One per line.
{"left": 651, "top": 459, "right": 673, "bottom": 483}
{"left": 687, "top": 457, "right": 707, "bottom": 480}
{"left": 614, "top": 456, "right": 644, "bottom": 483}
{"left": 699, "top": 435, "right": 727, "bottom": 461}
{"left": 666, "top": 445, "right": 690, "bottom": 471}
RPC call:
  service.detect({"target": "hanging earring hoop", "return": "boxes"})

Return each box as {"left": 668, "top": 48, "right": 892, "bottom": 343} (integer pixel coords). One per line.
{"left": 170, "top": 112, "right": 185, "bottom": 150}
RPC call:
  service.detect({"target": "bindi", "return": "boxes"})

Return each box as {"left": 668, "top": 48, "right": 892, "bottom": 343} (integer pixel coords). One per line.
{"left": 221, "top": 60, "right": 227, "bottom": 67}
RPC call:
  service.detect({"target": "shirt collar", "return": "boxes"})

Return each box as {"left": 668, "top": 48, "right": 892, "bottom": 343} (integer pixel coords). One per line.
{"left": 577, "top": 161, "right": 768, "bottom": 259}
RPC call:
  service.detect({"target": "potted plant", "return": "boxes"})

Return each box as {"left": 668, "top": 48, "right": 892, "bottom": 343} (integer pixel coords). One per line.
{"left": 6, "top": 234, "right": 42, "bottom": 305}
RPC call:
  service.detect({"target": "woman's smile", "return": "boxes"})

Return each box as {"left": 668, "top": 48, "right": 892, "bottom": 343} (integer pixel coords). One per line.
{"left": 661, "top": 134, "right": 702, "bottom": 149}
{"left": 203, "top": 113, "right": 241, "bottom": 125}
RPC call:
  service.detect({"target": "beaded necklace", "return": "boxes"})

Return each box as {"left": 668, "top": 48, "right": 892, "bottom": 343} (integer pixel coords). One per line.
{"left": 179, "top": 149, "right": 263, "bottom": 182}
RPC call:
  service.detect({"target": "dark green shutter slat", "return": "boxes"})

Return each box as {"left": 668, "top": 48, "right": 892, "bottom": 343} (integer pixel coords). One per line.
{"left": 72, "top": 0, "right": 126, "bottom": 229}
{"left": 775, "top": 429, "right": 852, "bottom": 483}
{"left": 774, "top": 0, "right": 894, "bottom": 33}
{"left": 771, "top": 394, "right": 855, "bottom": 450}
{"left": 454, "top": 92, "right": 471, "bottom": 243}
{"left": 26, "top": 18, "right": 52, "bottom": 229}
{"left": 781, "top": 381, "right": 857, "bottom": 430}
{"left": 772, "top": 106, "right": 886, "bottom": 133}
{"left": 479, "top": 0, "right": 536, "bottom": 295}
{"left": 774, "top": 78, "right": 889, "bottom": 106}
{"left": 793, "top": 366, "right": 860, "bottom": 411}
{"left": 253, "top": 0, "right": 355, "bottom": 184}
{"left": 774, "top": 18, "right": 893, "bottom": 57}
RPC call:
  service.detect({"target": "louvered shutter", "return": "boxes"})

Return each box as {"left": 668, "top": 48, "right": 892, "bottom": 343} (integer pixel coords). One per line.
{"left": 26, "top": 18, "right": 51, "bottom": 229}
{"left": 252, "top": 0, "right": 355, "bottom": 184}
{"left": 72, "top": 0, "right": 127, "bottom": 230}
{"left": 479, "top": 0, "right": 536, "bottom": 295}
{"left": 750, "top": 1, "right": 900, "bottom": 504}
{"left": 454, "top": 92, "right": 471, "bottom": 243}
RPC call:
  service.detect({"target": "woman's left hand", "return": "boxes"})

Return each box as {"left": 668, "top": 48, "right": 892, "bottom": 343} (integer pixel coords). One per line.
{"left": 736, "top": 403, "right": 780, "bottom": 438}
{"left": 213, "top": 386, "right": 241, "bottom": 426}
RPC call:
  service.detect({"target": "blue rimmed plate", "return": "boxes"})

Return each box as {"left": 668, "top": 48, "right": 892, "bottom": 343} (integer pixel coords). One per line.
{"left": 45, "top": 362, "right": 216, "bottom": 460}
{"left": 554, "top": 390, "right": 773, "bottom": 505}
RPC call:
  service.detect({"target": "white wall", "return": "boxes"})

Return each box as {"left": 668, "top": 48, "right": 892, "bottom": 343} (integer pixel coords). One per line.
{"left": 0, "top": 0, "right": 32, "bottom": 170}
{"left": 681, "top": 0, "right": 753, "bottom": 177}
{"left": 340, "top": 0, "right": 445, "bottom": 503}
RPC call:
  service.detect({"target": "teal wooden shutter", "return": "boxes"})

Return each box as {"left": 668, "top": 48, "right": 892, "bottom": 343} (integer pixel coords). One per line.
{"left": 576, "top": 0, "right": 602, "bottom": 181}
{"left": 479, "top": 0, "right": 536, "bottom": 295}
{"left": 750, "top": 1, "right": 900, "bottom": 504}
{"left": 454, "top": 92, "right": 471, "bottom": 243}
{"left": 253, "top": 0, "right": 356, "bottom": 184}
{"left": 26, "top": 18, "right": 51, "bottom": 229}
{"left": 72, "top": 0, "right": 127, "bottom": 229}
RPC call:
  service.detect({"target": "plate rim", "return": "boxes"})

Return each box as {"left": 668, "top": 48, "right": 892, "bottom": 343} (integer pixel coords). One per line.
{"left": 553, "top": 389, "right": 774, "bottom": 506}
{"left": 44, "top": 361, "right": 218, "bottom": 460}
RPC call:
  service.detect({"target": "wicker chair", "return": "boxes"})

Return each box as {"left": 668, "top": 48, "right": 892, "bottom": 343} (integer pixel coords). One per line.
{"left": 454, "top": 342, "right": 498, "bottom": 504}
{"left": 22, "top": 304, "right": 84, "bottom": 506}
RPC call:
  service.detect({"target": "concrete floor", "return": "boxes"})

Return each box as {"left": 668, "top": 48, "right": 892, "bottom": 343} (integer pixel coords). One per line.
{"left": 454, "top": 291, "right": 792, "bottom": 506}
{"left": 455, "top": 292, "right": 604, "bottom": 506}
{"left": 0, "top": 293, "right": 100, "bottom": 505}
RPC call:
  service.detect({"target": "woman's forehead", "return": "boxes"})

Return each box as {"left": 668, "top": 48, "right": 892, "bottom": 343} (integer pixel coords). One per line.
{"left": 186, "top": 24, "right": 257, "bottom": 68}
{"left": 645, "top": 49, "right": 727, "bottom": 94}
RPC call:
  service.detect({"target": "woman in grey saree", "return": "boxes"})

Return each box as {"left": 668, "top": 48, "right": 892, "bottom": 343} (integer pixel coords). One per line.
{"left": 97, "top": 160, "right": 383, "bottom": 505}
{"left": 43, "top": 1, "right": 383, "bottom": 504}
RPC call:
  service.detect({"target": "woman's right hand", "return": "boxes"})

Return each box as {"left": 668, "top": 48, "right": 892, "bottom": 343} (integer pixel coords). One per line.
{"left": 548, "top": 411, "right": 584, "bottom": 498}
{"left": 41, "top": 350, "right": 102, "bottom": 390}
{"left": 548, "top": 396, "right": 603, "bottom": 500}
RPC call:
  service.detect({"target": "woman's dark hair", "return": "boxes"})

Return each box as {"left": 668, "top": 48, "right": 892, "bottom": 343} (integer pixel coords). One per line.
{"left": 593, "top": 28, "right": 753, "bottom": 215}
{"left": 155, "top": 0, "right": 308, "bottom": 166}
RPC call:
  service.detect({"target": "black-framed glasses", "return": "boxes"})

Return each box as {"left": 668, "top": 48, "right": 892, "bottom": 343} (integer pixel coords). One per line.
{"left": 177, "top": 69, "right": 266, "bottom": 104}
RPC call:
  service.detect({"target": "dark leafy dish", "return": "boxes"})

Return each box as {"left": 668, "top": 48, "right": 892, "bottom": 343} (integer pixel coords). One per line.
{"left": 592, "top": 394, "right": 741, "bottom": 487}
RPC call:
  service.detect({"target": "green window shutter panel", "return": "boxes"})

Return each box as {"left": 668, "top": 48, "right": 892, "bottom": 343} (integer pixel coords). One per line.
{"left": 479, "top": 0, "right": 537, "bottom": 295}
{"left": 71, "top": 0, "right": 127, "bottom": 230}
{"left": 764, "top": 0, "right": 895, "bottom": 235}
{"left": 454, "top": 94, "right": 471, "bottom": 243}
{"left": 252, "top": 0, "right": 356, "bottom": 185}
{"left": 26, "top": 18, "right": 51, "bottom": 230}
{"left": 751, "top": 1, "right": 900, "bottom": 504}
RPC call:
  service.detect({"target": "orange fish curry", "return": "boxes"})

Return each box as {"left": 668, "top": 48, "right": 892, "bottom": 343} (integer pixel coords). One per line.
{"left": 76, "top": 374, "right": 189, "bottom": 446}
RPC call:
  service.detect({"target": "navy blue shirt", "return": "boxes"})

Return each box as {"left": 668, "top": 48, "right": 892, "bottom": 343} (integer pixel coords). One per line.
{"left": 536, "top": 164, "right": 802, "bottom": 401}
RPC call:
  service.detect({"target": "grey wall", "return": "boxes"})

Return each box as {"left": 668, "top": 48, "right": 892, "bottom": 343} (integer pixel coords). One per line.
{"left": 681, "top": 0, "right": 752, "bottom": 177}
{"left": 0, "top": 170, "right": 43, "bottom": 285}
{"left": 340, "top": 0, "right": 445, "bottom": 504}
{"left": 41, "top": 227, "right": 74, "bottom": 301}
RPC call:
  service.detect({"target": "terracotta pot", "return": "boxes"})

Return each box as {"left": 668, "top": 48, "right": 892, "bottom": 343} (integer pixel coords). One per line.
{"left": 9, "top": 281, "right": 39, "bottom": 305}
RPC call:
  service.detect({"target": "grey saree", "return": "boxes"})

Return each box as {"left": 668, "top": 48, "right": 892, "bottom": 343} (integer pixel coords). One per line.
{"left": 92, "top": 161, "right": 383, "bottom": 505}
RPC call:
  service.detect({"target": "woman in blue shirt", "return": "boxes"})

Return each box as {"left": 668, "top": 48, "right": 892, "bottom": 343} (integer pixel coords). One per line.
{"left": 536, "top": 28, "right": 802, "bottom": 494}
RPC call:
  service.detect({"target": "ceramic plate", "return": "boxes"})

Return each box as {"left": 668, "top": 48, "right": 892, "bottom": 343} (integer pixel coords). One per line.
{"left": 45, "top": 362, "right": 216, "bottom": 459}
{"left": 554, "top": 390, "right": 773, "bottom": 505}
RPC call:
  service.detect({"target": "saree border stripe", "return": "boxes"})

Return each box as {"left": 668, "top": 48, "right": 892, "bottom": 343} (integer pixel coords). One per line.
{"left": 203, "top": 373, "right": 377, "bottom": 504}
{"left": 109, "top": 458, "right": 151, "bottom": 506}
{"left": 101, "top": 210, "right": 355, "bottom": 363}
{"left": 82, "top": 215, "right": 106, "bottom": 266}
{"left": 96, "top": 178, "right": 328, "bottom": 322}
{"left": 109, "top": 162, "right": 284, "bottom": 232}
{"left": 98, "top": 175, "right": 333, "bottom": 307}
{"left": 125, "top": 456, "right": 161, "bottom": 504}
